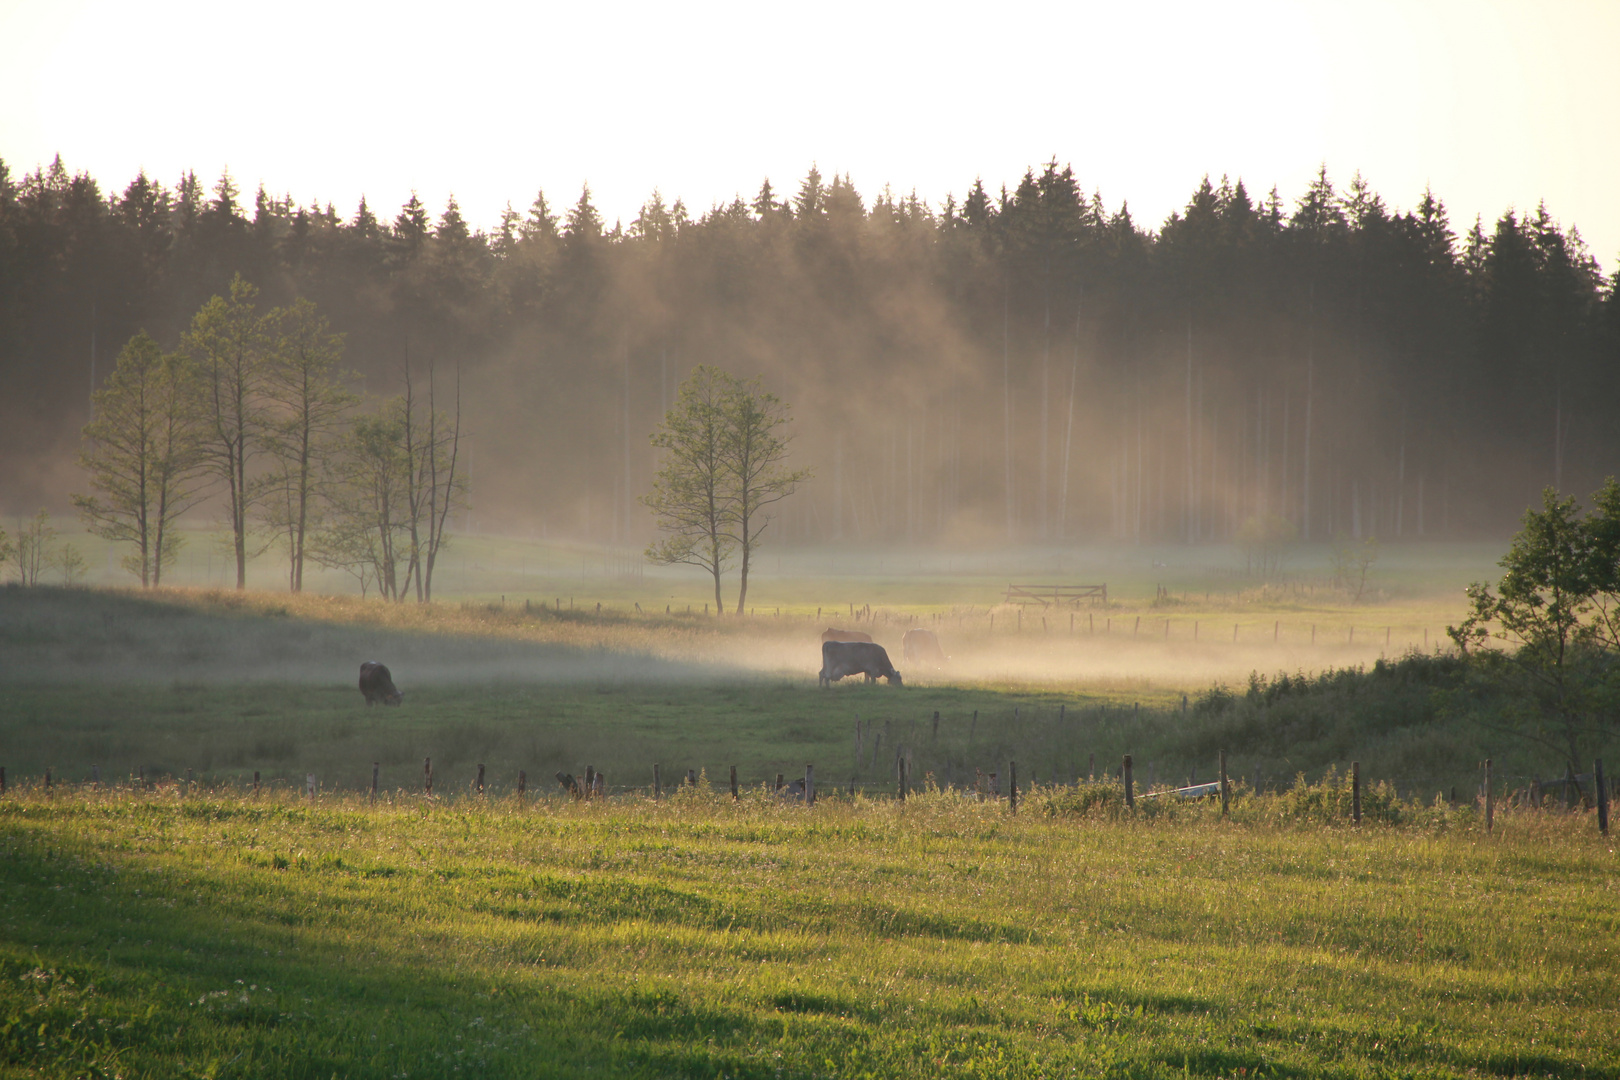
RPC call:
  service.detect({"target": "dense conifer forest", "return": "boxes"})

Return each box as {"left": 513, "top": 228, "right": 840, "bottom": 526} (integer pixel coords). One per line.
{"left": 3, "top": 154, "right": 1616, "bottom": 544}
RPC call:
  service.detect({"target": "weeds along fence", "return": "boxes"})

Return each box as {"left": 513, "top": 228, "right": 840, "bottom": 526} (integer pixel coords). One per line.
{"left": 2, "top": 754, "right": 1609, "bottom": 836}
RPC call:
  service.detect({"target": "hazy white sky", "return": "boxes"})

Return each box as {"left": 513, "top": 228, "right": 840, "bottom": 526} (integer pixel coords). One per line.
{"left": 3, "top": 0, "right": 1616, "bottom": 269}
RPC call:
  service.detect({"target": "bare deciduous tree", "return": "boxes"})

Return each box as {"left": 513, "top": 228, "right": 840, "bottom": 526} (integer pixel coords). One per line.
{"left": 644, "top": 365, "right": 735, "bottom": 613}
{"left": 74, "top": 331, "right": 206, "bottom": 586}
{"left": 258, "top": 299, "right": 355, "bottom": 592}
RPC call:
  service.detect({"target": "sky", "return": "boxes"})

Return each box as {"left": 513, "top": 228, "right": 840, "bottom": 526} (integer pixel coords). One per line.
{"left": 3, "top": 0, "right": 1617, "bottom": 270}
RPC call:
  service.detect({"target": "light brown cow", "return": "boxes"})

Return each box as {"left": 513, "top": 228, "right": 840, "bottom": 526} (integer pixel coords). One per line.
{"left": 820, "top": 627, "right": 873, "bottom": 643}
{"left": 902, "top": 628, "right": 948, "bottom": 668}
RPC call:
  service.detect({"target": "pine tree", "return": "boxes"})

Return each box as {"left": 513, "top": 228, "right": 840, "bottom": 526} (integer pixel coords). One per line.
{"left": 565, "top": 185, "right": 603, "bottom": 240}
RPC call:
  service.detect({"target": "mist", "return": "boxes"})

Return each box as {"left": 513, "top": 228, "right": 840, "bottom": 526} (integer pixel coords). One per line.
{"left": 2, "top": 158, "right": 1615, "bottom": 551}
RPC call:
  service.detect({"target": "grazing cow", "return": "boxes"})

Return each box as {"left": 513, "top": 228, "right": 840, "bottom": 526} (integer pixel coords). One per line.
{"left": 819, "top": 640, "right": 903, "bottom": 687}
{"left": 902, "top": 628, "right": 948, "bottom": 668}
{"left": 820, "top": 627, "right": 873, "bottom": 643}
{"left": 358, "top": 661, "right": 403, "bottom": 706}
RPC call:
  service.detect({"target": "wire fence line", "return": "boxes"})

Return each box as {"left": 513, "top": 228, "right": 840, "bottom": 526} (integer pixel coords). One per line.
{"left": 4, "top": 753, "right": 1609, "bottom": 836}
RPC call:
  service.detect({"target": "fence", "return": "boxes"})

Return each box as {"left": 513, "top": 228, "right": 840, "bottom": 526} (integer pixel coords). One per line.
{"left": 3, "top": 752, "right": 1609, "bottom": 836}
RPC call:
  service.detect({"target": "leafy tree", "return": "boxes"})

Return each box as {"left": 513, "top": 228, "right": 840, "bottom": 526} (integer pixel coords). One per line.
{"left": 14, "top": 509, "right": 56, "bottom": 586}
{"left": 56, "top": 542, "right": 88, "bottom": 585}
{"left": 1450, "top": 488, "right": 1611, "bottom": 768}
{"left": 257, "top": 299, "right": 355, "bottom": 592}
{"left": 644, "top": 366, "right": 735, "bottom": 614}
{"left": 312, "top": 410, "right": 411, "bottom": 600}
{"left": 74, "top": 330, "right": 206, "bottom": 585}
{"left": 0, "top": 524, "right": 12, "bottom": 577}
{"left": 722, "top": 376, "right": 810, "bottom": 613}
{"left": 182, "top": 275, "right": 270, "bottom": 588}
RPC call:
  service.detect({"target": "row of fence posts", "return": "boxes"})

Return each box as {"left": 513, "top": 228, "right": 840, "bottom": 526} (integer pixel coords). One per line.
{"left": 0, "top": 754, "right": 1609, "bottom": 835}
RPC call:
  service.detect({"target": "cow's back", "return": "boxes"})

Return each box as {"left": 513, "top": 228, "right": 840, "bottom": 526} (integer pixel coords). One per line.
{"left": 821, "top": 627, "right": 873, "bottom": 644}
{"left": 903, "top": 628, "right": 946, "bottom": 665}
{"left": 819, "top": 640, "right": 901, "bottom": 686}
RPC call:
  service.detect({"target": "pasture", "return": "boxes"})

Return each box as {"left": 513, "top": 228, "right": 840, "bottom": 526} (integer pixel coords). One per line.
{"left": 2, "top": 786, "right": 1616, "bottom": 1079}
{"left": 4, "top": 538, "right": 1615, "bottom": 1077}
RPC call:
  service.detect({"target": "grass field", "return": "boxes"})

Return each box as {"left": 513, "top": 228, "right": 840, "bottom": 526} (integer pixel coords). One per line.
{"left": 2, "top": 786, "right": 1615, "bottom": 1079}
{"left": 0, "top": 580, "right": 1544, "bottom": 801}
{"left": 4, "top": 540, "right": 1615, "bottom": 1077}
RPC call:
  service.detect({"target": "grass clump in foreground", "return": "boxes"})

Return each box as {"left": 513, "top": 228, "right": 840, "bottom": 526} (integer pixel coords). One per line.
{"left": 2, "top": 786, "right": 1616, "bottom": 1079}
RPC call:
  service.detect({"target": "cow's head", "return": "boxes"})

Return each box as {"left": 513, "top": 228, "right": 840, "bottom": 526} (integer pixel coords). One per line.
{"left": 384, "top": 688, "right": 403, "bottom": 705}
{"left": 887, "top": 671, "right": 903, "bottom": 687}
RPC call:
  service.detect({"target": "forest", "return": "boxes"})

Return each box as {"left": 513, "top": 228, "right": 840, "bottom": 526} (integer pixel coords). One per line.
{"left": 2, "top": 154, "right": 1617, "bottom": 545}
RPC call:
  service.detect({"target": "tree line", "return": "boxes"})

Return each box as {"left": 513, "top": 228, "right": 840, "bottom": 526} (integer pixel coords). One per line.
{"left": 4, "top": 155, "right": 1617, "bottom": 545}
{"left": 74, "top": 276, "right": 465, "bottom": 596}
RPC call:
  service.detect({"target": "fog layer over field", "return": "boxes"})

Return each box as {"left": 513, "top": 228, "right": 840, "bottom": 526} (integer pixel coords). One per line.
{"left": 0, "top": 533, "right": 1484, "bottom": 691}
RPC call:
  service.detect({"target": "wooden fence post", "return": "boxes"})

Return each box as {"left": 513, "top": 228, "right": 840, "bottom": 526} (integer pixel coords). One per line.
{"left": 45, "top": 768, "right": 52, "bottom": 793}
{"left": 1219, "top": 750, "right": 1228, "bottom": 817}
{"left": 1597, "top": 759, "right": 1610, "bottom": 836}
{"left": 517, "top": 770, "right": 526, "bottom": 798}
{"left": 585, "top": 765, "right": 595, "bottom": 797}
{"left": 252, "top": 770, "right": 259, "bottom": 795}
{"left": 932, "top": 711, "right": 939, "bottom": 740}
{"left": 1009, "top": 761, "right": 1017, "bottom": 815}
{"left": 653, "top": 764, "right": 661, "bottom": 800}
{"left": 730, "top": 765, "right": 738, "bottom": 801}
{"left": 92, "top": 764, "right": 100, "bottom": 787}
{"left": 687, "top": 768, "right": 697, "bottom": 787}
{"left": 1352, "top": 761, "right": 1361, "bottom": 825}
{"left": 806, "top": 764, "right": 815, "bottom": 806}
{"left": 424, "top": 757, "right": 433, "bottom": 795}
{"left": 306, "top": 774, "right": 316, "bottom": 801}
{"left": 1123, "top": 755, "right": 1134, "bottom": 809}
{"left": 1484, "top": 758, "right": 1493, "bottom": 835}
{"left": 1088, "top": 752, "right": 1095, "bottom": 782}
{"left": 899, "top": 757, "right": 907, "bottom": 802}
{"left": 593, "top": 773, "right": 605, "bottom": 798}
{"left": 1, "top": 766, "right": 6, "bottom": 795}
{"left": 371, "top": 762, "right": 379, "bottom": 803}
{"left": 476, "top": 763, "right": 485, "bottom": 795}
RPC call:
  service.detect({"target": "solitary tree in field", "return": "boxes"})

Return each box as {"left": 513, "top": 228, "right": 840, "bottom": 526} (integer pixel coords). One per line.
{"left": 644, "top": 366, "right": 736, "bottom": 613}
{"left": 1450, "top": 485, "right": 1620, "bottom": 769}
{"left": 75, "top": 331, "right": 206, "bottom": 586}
{"left": 183, "top": 275, "right": 270, "bottom": 589}
{"left": 258, "top": 299, "right": 355, "bottom": 592}
{"left": 722, "top": 377, "right": 809, "bottom": 614}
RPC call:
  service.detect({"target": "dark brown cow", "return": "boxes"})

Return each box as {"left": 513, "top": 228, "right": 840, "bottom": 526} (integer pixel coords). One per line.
{"left": 902, "top": 628, "right": 948, "bottom": 668}
{"left": 358, "top": 661, "right": 403, "bottom": 705}
{"left": 820, "top": 627, "right": 873, "bottom": 643}
{"left": 819, "top": 640, "right": 902, "bottom": 687}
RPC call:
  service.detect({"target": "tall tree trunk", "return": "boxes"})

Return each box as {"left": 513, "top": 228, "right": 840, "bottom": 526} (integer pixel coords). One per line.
{"left": 1302, "top": 285, "right": 1314, "bottom": 540}
{"left": 1184, "top": 319, "right": 1193, "bottom": 543}
{"left": 1003, "top": 282, "right": 1013, "bottom": 541}
{"left": 1040, "top": 274, "right": 1050, "bottom": 540}
{"left": 1059, "top": 319, "right": 1079, "bottom": 540}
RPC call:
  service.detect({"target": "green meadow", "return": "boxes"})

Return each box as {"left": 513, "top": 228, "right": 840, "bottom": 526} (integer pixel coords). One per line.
{"left": 3, "top": 786, "right": 1616, "bottom": 1079}
{"left": 2, "top": 541, "right": 1616, "bottom": 1077}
